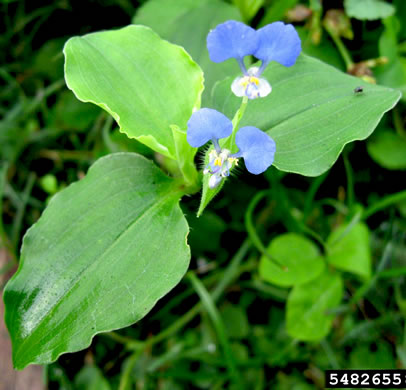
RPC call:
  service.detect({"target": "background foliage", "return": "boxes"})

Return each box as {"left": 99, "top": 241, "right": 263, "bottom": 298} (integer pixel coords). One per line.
{"left": 1, "top": 0, "right": 406, "bottom": 388}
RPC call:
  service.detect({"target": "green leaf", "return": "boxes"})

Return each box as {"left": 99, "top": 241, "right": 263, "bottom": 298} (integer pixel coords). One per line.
{"left": 232, "top": 0, "right": 263, "bottom": 22}
{"left": 4, "top": 153, "right": 190, "bottom": 369}
{"left": 75, "top": 365, "right": 111, "bottom": 390}
{"left": 133, "top": 0, "right": 241, "bottom": 104}
{"left": 344, "top": 0, "right": 395, "bottom": 20}
{"left": 326, "top": 222, "right": 372, "bottom": 279}
{"left": 375, "top": 16, "right": 406, "bottom": 101}
{"left": 259, "top": 233, "right": 325, "bottom": 287}
{"left": 64, "top": 25, "right": 204, "bottom": 159}
{"left": 212, "top": 54, "right": 401, "bottom": 176}
{"left": 171, "top": 125, "right": 199, "bottom": 189}
{"left": 286, "top": 270, "right": 343, "bottom": 341}
{"left": 367, "top": 129, "right": 406, "bottom": 170}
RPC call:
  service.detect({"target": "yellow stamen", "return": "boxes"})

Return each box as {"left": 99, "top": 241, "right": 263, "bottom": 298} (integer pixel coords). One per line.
{"left": 241, "top": 76, "right": 260, "bottom": 88}
{"left": 214, "top": 157, "right": 222, "bottom": 166}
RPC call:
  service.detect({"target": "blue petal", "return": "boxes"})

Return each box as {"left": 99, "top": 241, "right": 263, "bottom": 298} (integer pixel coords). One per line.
{"left": 254, "top": 22, "right": 301, "bottom": 68}
{"left": 235, "top": 126, "right": 276, "bottom": 174}
{"left": 207, "top": 20, "right": 258, "bottom": 63}
{"left": 187, "top": 108, "right": 233, "bottom": 148}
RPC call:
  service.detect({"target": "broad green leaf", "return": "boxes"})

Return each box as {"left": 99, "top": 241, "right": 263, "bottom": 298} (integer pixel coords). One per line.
{"left": 75, "top": 365, "right": 111, "bottom": 390}
{"left": 4, "top": 153, "right": 190, "bottom": 369}
{"left": 326, "top": 222, "right": 372, "bottom": 279}
{"left": 344, "top": 0, "right": 395, "bottom": 20}
{"left": 259, "top": 233, "right": 325, "bottom": 287}
{"left": 286, "top": 270, "right": 343, "bottom": 341}
{"left": 133, "top": 0, "right": 241, "bottom": 105}
{"left": 64, "top": 25, "right": 204, "bottom": 159}
{"left": 375, "top": 16, "right": 406, "bottom": 101}
{"left": 367, "top": 129, "right": 406, "bottom": 170}
{"left": 171, "top": 125, "right": 199, "bottom": 189}
{"left": 212, "top": 54, "right": 401, "bottom": 176}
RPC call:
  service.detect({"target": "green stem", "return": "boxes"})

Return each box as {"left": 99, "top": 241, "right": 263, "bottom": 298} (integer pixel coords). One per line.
{"left": 303, "top": 172, "right": 328, "bottom": 219}
{"left": 325, "top": 26, "right": 354, "bottom": 71}
{"left": 227, "top": 96, "right": 248, "bottom": 152}
{"left": 321, "top": 340, "right": 340, "bottom": 369}
{"left": 0, "top": 163, "right": 17, "bottom": 264}
{"left": 118, "top": 349, "right": 143, "bottom": 390}
{"left": 393, "top": 107, "right": 406, "bottom": 141}
{"left": 232, "top": 96, "right": 248, "bottom": 130}
{"left": 11, "top": 172, "right": 36, "bottom": 250}
{"left": 348, "top": 239, "right": 393, "bottom": 307}
{"left": 245, "top": 190, "right": 286, "bottom": 269}
{"left": 343, "top": 151, "right": 354, "bottom": 209}
{"left": 363, "top": 190, "right": 406, "bottom": 219}
{"left": 188, "top": 272, "right": 243, "bottom": 389}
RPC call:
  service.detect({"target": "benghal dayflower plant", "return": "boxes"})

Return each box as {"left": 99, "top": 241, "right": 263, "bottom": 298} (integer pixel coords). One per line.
{"left": 187, "top": 108, "right": 276, "bottom": 188}
{"left": 207, "top": 20, "right": 301, "bottom": 99}
{"left": 6, "top": 8, "right": 400, "bottom": 373}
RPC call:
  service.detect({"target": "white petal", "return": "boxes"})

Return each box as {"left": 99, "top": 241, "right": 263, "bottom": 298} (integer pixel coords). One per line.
{"left": 231, "top": 76, "right": 247, "bottom": 97}
{"left": 258, "top": 77, "right": 272, "bottom": 97}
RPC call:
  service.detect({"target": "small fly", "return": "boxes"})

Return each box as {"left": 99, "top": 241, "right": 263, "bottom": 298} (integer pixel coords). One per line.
{"left": 354, "top": 86, "right": 364, "bottom": 94}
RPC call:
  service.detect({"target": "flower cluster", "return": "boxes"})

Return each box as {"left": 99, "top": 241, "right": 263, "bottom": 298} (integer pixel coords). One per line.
{"left": 185, "top": 20, "right": 301, "bottom": 189}
{"left": 207, "top": 21, "right": 301, "bottom": 99}
{"left": 187, "top": 108, "right": 275, "bottom": 188}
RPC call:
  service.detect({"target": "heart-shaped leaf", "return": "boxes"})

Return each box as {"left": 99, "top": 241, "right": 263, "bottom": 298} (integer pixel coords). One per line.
{"left": 64, "top": 25, "right": 204, "bottom": 159}
{"left": 259, "top": 233, "right": 325, "bottom": 287}
{"left": 327, "top": 222, "right": 372, "bottom": 280}
{"left": 4, "top": 153, "right": 190, "bottom": 369}
{"left": 287, "top": 270, "right": 343, "bottom": 341}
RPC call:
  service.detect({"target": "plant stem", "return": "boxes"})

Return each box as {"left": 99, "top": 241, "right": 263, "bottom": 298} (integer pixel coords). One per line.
{"left": 118, "top": 349, "right": 143, "bottom": 390}
{"left": 188, "top": 272, "right": 243, "bottom": 389}
{"left": 303, "top": 172, "right": 328, "bottom": 219}
{"left": 226, "top": 96, "right": 248, "bottom": 152}
{"left": 343, "top": 151, "right": 354, "bottom": 209}
{"left": 324, "top": 26, "right": 354, "bottom": 71}
{"left": 245, "top": 190, "right": 286, "bottom": 269}
{"left": 11, "top": 172, "right": 36, "bottom": 251}
{"left": 363, "top": 190, "right": 406, "bottom": 219}
{"left": 393, "top": 107, "right": 406, "bottom": 140}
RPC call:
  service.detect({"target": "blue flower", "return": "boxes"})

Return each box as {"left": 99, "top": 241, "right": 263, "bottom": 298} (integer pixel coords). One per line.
{"left": 233, "top": 126, "right": 276, "bottom": 175}
{"left": 207, "top": 20, "right": 301, "bottom": 99}
{"left": 186, "top": 108, "right": 232, "bottom": 150}
{"left": 187, "top": 108, "right": 276, "bottom": 188}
